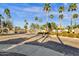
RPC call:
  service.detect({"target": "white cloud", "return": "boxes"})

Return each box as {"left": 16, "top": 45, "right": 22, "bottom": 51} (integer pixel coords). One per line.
{"left": 22, "top": 6, "right": 43, "bottom": 13}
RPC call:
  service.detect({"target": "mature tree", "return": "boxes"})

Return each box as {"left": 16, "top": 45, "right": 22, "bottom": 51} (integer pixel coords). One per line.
{"left": 59, "top": 14, "right": 64, "bottom": 28}
{"left": 68, "top": 3, "right": 77, "bottom": 11}
{"left": 72, "top": 13, "right": 78, "bottom": 26}
{"left": 6, "top": 20, "right": 13, "bottom": 30}
{"left": 4, "top": 8, "right": 11, "bottom": 18}
{"left": 24, "top": 19, "right": 28, "bottom": 32}
{"left": 58, "top": 6, "right": 64, "bottom": 13}
{"left": 4, "top": 8, "right": 13, "bottom": 30}
{"left": 68, "top": 3, "right": 77, "bottom": 30}
{"left": 58, "top": 6, "right": 64, "bottom": 29}
{"left": 34, "top": 16, "right": 42, "bottom": 23}
{"left": 43, "top": 3, "right": 51, "bottom": 31}
{"left": 35, "top": 16, "right": 38, "bottom": 21}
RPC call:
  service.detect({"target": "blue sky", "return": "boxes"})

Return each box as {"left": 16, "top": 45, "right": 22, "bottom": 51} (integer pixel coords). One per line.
{"left": 0, "top": 3, "right": 79, "bottom": 28}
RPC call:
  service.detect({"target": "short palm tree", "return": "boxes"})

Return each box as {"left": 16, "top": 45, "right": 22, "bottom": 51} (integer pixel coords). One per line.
{"left": 24, "top": 19, "right": 28, "bottom": 32}
{"left": 34, "top": 16, "right": 42, "bottom": 32}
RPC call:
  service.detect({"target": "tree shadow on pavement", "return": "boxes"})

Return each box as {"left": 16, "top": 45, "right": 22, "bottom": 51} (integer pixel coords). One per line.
{"left": 0, "top": 34, "right": 39, "bottom": 44}
{"left": 25, "top": 41, "right": 79, "bottom": 56}
{"left": 0, "top": 52, "right": 26, "bottom": 56}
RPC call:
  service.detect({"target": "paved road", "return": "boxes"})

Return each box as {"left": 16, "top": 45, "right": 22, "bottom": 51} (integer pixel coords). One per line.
{"left": 0, "top": 34, "right": 79, "bottom": 56}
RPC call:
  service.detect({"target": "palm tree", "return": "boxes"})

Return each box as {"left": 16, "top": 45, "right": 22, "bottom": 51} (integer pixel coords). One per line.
{"left": 24, "top": 19, "right": 28, "bottom": 32}
{"left": 43, "top": 3, "right": 51, "bottom": 31}
{"left": 72, "top": 13, "right": 78, "bottom": 27}
{"left": 30, "top": 23, "right": 39, "bottom": 33}
{"left": 4, "top": 8, "right": 11, "bottom": 18}
{"left": 58, "top": 14, "right": 64, "bottom": 29}
{"left": 68, "top": 3, "right": 77, "bottom": 31}
{"left": 49, "top": 14, "right": 54, "bottom": 30}
{"left": 51, "top": 22, "right": 57, "bottom": 30}
{"left": 35, "top": 16, "right": 38, "bottom": 21}
{"left": 0, "top": 14, "right": 4, "bottom": 33}
{"left": 6, "top": 20, "right": 13, "bottom": 30}
{"left": 30, "top": 23, "right": 35, "bottom": 30}
{"left": 34, "top": 16, "right": 42, "bottom": 32}
{"left": 34, "top": 16, "right": 42, "bottom": 23}
{"left": 4, "top": 8, "right": 13, "bottom": 31}
{"left": 49, "top": 14, "right": 54, "bottom": 19}
{"left": 58, "top": 6, "right": 64, "bottom": 29}
{"left": 41, "top": 24, "right": 47, "bottom": 30}
{"left": 58, "top": 6, "right": 64, "bottom": 13}
{"left": 68, "top": 3, "right": 77, "bottom": 11}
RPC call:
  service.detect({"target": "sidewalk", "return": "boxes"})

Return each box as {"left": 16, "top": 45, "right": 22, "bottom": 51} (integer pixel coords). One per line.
{"left": 49, "top": 35, "right": 79, "bottom": 48}
{"left": 0, "top": 34, "right": 33, "bottom": 41}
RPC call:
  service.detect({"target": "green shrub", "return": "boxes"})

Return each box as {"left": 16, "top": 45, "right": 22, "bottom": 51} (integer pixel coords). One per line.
{"left": 50, "top": 31, "right": 79, "bottom": 38}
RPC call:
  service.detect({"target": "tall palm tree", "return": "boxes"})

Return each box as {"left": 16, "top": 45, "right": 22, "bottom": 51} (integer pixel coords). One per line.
{"left": 58, "top": 6, "right": 64, "bottom": 13}
{"left": 4, "top": 8, "right": 11, "bottom": 18}
{"left": 68, "top": 3, "right": 77, "bottom": 30}
{"left": 43, "top": 3, "right": 51, "bottom": 31}
{"left": 72, "top": 13, "right": 78, "bottom": 27}
{"left": 58, "top": 6, "right": 64, "bottom": 29}
{"left": 68, "top": 3, "right": 77, "bottom": 11}
{"left": 59, "top": 14, "right": 64, "bottom": 29}
{"left": 4, "top": 8, "right": 13, "bottom": 31}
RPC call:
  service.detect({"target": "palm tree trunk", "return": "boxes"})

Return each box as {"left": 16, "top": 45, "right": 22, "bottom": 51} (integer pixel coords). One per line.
{"left": 59, "top": 19, "right": 62, "bottom": 29}
{"left": 75, "top": 19, "right": 76, "bottom": 27}
{"left": 71, "top": 18, "right": 73, "bottom": 31}
{"left": 46, "top": 11, "right": 49, "bottom": 32}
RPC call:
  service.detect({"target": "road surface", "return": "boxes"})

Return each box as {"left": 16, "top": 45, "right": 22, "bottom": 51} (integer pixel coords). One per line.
{"left": 0, "top": 34, "right": 79, "bottom": 56}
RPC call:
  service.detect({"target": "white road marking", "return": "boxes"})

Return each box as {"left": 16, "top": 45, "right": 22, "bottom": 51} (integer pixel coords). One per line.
{"left": 2, "top": 35, "right": 42, "bottom": 51}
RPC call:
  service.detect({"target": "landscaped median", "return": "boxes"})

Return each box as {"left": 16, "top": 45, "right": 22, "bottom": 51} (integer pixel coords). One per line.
{"left": 49, "top": 34, "right": 79, "bottom": 48}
